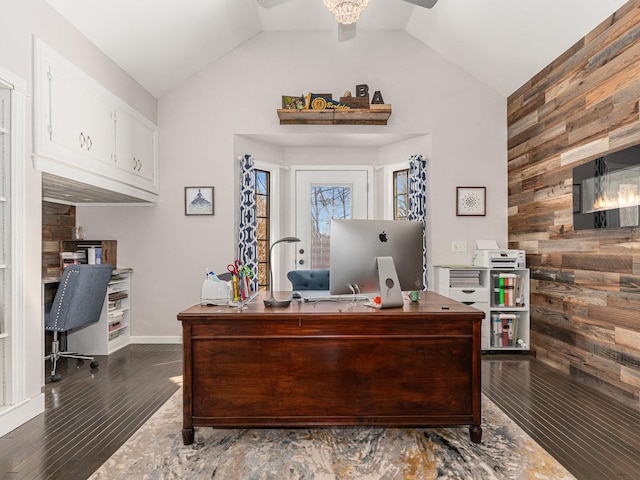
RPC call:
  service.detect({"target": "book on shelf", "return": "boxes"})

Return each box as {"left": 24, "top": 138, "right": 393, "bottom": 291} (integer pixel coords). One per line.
{"left": 491, "top": 313, "right": 518, "bottom": 347}
{"left": 108, "top": 291, "right": 128, "bottom": 301}
{"left": 491, "top": 273, "right": 520, "bottom": 307}
{"left": 108, "top": 321, "right": 122, "bottom": 332}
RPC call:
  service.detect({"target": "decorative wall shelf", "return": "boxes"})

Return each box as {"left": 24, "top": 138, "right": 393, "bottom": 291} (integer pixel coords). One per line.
{"left": 277, "top": 105, "right": 392, "bottom": 125}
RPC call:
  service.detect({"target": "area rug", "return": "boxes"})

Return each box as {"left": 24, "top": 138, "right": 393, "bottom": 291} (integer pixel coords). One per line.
{"left": 90, "top": 389, "right": 575, "bottom": 480}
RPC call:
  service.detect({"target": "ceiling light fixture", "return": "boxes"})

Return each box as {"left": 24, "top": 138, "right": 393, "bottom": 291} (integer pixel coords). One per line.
{"left": 323, "top": 0, "right": 370, "bottom": 25}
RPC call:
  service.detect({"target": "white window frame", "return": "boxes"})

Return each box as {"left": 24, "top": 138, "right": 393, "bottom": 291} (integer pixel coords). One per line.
{"left": 253, "top": 160, "right": 283, "bottom": 288}
{"left": 382, "top": 161, "right": 410, "bottom": 220}
{"left": 0, "top": 65, "right": 30, "bottom": 433}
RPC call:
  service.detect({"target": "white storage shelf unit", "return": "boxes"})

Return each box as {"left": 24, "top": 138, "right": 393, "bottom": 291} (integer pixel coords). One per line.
{"left": 0, "top": 83, "right": 9, "bottom": 410}
{"left": 434, "top": 266, "right": 530, "bottom": 352}
{"left": 67, "top": 269, "right": 131, "bottom": 355}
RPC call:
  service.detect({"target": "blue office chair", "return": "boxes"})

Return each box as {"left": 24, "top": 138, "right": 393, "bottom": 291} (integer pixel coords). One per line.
{"left": 287, "top": 269, "right": 330, "bottom": 291}
{"left": 44, "top": 264, "right": 113, "bottom": 382}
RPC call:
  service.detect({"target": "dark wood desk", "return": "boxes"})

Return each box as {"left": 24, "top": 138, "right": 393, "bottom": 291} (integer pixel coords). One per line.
{"left": 177, "top": 291, "right": 484, "bottom": 445}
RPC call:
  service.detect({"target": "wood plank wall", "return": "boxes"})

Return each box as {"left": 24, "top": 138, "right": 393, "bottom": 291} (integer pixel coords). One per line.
{"left": 507, "top": 1, "right": 640, "bottom": 408}
{"left": 42, "top": 201, "right": 76, "bottom": 278}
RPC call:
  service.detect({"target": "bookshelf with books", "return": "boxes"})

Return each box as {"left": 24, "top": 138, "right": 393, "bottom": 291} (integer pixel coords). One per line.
{"left": 488, "top": 268, "right": 529, "bottom": 351}
{"left": 66, "top": 269, "right": 132, "bottom": 355}
{"left": 434, "top": 266, "right": 529, "bottom": 352}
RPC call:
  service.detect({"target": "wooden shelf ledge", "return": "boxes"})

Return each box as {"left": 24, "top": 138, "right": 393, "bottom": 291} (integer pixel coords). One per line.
{"left": 277, "top": 105, "right": 392, "bottom": 125}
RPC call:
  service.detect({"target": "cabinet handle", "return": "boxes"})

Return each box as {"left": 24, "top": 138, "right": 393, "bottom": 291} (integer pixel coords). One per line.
{"left": 79, "top": 132, "right": 85, "bottom": 148}
{"left": 137, "top": 158, "right": 142, "bottom": 171}
{"left": 86, "top": 136, "right": 92, "bottom": 151}
{"left": 461, "top": 290, "right": 476, "bottom": 294}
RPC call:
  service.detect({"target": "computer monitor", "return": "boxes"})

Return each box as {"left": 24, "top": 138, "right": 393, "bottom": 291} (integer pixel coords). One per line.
{"left": 329, "top": 219, "right": 424, "bottom": 308}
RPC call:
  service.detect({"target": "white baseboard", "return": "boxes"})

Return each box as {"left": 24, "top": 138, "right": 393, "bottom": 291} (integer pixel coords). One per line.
{"left": 0, "top": 393, "right": 45, "bottom": 437}
{"left": 130, "top": 336, "right": 182, "bottom": 344}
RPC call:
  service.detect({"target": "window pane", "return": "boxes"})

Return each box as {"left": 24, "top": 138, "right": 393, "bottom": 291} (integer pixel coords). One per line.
{"left": 396, "top": 170, "right": 408, "bottom": 194}
{"left": 310, "top": 185, "right": 351, "bottom": 269}
{"left": 255, "top": 170, "right": 268, "bottom": 195}
{"left": 393, "top": 169, "right": 409, "bottom": 220}
{"left": 255, "top": 169, "right": 270, "bottom": 290}
{"left": 396, "top": 195, "right": 407, "bottom": 220}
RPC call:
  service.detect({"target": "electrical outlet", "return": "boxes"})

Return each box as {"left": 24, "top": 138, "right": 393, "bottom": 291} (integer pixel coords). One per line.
{"left": 452, "top": 241, "right": 467, "bottom": 253}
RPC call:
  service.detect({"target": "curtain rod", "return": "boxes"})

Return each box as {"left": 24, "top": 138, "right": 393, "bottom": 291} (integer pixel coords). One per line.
{"left": 238, "top": 155, "right": 288, "bottom": 170}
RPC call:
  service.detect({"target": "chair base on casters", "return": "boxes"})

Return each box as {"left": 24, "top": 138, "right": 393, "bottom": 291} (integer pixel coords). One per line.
{"left": 45, "top": 331, "right": 99, "bottom": 382}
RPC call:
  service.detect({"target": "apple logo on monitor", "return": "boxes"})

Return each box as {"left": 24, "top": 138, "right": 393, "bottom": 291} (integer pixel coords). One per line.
{"left": 379, "top": 231, "right": 388, "bottom": 242}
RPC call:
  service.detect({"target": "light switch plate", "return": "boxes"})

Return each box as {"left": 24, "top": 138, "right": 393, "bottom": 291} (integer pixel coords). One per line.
{"left": 452, "top": 241, "right": 467, "bottom": 252}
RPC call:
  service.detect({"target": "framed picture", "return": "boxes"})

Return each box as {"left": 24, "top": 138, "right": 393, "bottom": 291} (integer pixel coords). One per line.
{"left": 281, "top": 95, "right": 305, "bottom": 110}
{"left": 456, "top": 186, "right": 486, "bottom": 216}
{"left": 185, "top": 186, "right": 214, "bottom": 215}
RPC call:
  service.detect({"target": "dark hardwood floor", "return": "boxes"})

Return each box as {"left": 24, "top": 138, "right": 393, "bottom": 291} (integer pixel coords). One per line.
{"left": 0, "top": 344, "right": 182, "bottom": 480}
{"left": 482, "top": 354, "right": 640, "bottom": 480}
{"left": 1, "top": 346, "right": 640, "bottom": 479}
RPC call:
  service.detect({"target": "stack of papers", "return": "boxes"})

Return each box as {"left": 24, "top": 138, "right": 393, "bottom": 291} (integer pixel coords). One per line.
{"left": 450, "top": 270, "right": 482, "bottom": 288}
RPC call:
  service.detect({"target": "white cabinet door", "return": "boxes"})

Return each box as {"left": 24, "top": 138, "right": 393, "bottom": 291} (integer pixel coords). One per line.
{"left": 114, "top": 109, "right": 156, "bottom": 185}
{"left": 33, "top": 39, "right": 159, "bottom": 203}
{"left": 47, "top": 59, "right": 115, "bottom": 167}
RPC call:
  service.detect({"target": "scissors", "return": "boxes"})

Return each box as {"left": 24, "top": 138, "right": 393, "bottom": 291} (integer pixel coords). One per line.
{"left": 238, "top": 265, "right": 253, "bottom": 278}
{"left": 227, "top": 260, "right": 241, "bottom": 276}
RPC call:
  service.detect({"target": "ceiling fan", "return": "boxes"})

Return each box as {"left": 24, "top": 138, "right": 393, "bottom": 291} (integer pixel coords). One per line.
{"left": 257, "top": 0, "right": 439, "bottom": 42}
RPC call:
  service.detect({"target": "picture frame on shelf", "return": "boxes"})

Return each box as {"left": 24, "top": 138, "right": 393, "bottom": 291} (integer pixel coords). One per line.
{"left": 456, "top": 186, "right": 486, "bottom": 216}
{"left": 185, "top": 186, "right": 214, "bottom": 216}
{"left": 281, "top": 95, "right": 305, "bottom": 110}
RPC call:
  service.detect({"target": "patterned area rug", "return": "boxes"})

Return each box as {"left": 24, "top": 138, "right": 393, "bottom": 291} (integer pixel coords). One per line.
{"left": 90, "top": 389, "right": 575, "bottom": 480}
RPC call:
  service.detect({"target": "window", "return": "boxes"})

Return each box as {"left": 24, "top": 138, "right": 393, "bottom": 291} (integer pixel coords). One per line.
{"left": 393, "top": 168, "right": 409, "bottom": 220}
{"left": 255, "top": 169, "right": 270, "bottom": 291}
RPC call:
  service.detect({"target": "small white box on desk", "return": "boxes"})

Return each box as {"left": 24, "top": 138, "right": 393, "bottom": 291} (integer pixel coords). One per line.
{"left": 201, "top": 279, "right": 229, "bottom": 306}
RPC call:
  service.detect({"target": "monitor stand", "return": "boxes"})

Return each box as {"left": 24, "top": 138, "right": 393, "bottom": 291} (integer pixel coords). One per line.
{"left": 374, "top": 256, "right": 404, "bottom": 308}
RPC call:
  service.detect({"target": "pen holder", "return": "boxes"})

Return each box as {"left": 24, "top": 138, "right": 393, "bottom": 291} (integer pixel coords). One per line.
{"left": 230, "top": 274, "right": 251, "bottom": 309}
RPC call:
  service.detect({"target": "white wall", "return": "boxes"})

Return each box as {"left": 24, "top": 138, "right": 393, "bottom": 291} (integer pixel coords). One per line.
{"left": 78, "top": 30, "right": 507, "bottom": 340}
{"left": 0, "top": 0, "right": 157, "bottom": 431}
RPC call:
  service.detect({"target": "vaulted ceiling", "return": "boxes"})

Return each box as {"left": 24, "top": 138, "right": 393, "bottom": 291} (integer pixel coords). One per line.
{"left": 45, "top": 0, "right": 627, "bottom": 99}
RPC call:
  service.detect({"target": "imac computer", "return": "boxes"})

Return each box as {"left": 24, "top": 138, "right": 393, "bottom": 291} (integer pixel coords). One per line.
{"left": 329, "top": 219, "right": 424, "bottom": 308}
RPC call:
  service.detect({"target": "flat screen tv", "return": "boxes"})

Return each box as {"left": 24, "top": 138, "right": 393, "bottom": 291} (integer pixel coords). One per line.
{"left": 329, "top": 219, "right": 424, "bottom": 308}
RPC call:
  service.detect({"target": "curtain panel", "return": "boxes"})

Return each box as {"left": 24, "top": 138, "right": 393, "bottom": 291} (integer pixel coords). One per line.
{"left": 408, "top": 154, "right": 428, "bottom": 289}
{"left": 238, "top": 154, "right": 258, "bottom": 291}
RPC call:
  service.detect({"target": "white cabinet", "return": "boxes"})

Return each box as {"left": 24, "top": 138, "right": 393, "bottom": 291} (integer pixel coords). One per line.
{"left": 33, "top": 39, "right": 158, "bottom": 202}
{"left": 114, "top": 109, "right": 156, "bottom": 185}
{"left": 434, "top": 266, "right": 530, "bottom": 352}
{"left": 47, "top": 57, "right": 115, "bottom": 167}
{"left": 67, "top": 270, "right": 132, "bottom": 355}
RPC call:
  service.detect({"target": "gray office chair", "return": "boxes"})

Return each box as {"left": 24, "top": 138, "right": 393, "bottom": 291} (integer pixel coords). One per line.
{"left": 44, "top": 263, "right": 113, "bottom": 382}
{"left": 287, "top": 269, "right": 330, "bottom": 290}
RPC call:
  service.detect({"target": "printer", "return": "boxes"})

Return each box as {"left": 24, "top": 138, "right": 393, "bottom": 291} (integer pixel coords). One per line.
{"left": 472, "top": 249, "right": 526, "bottom": 268}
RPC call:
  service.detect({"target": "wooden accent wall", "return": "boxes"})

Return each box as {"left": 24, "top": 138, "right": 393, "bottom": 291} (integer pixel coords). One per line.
{"left": 42, "top": 201, "right": 76, "bottom": 278}
{"left": 508, "top": 1, "right": 640, "bottom": 408}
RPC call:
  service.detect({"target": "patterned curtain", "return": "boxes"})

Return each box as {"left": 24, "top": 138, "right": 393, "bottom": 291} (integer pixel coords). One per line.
{"left": 408, "top": 154, "right": 428, "bottom": 289}
{"left": 238, "top": 154, "right": 258, "bottom": 290}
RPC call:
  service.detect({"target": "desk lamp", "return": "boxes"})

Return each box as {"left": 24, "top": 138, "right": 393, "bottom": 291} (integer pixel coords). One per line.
{"left": 264, "top": 236, "right": 300, "bottom": 308}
